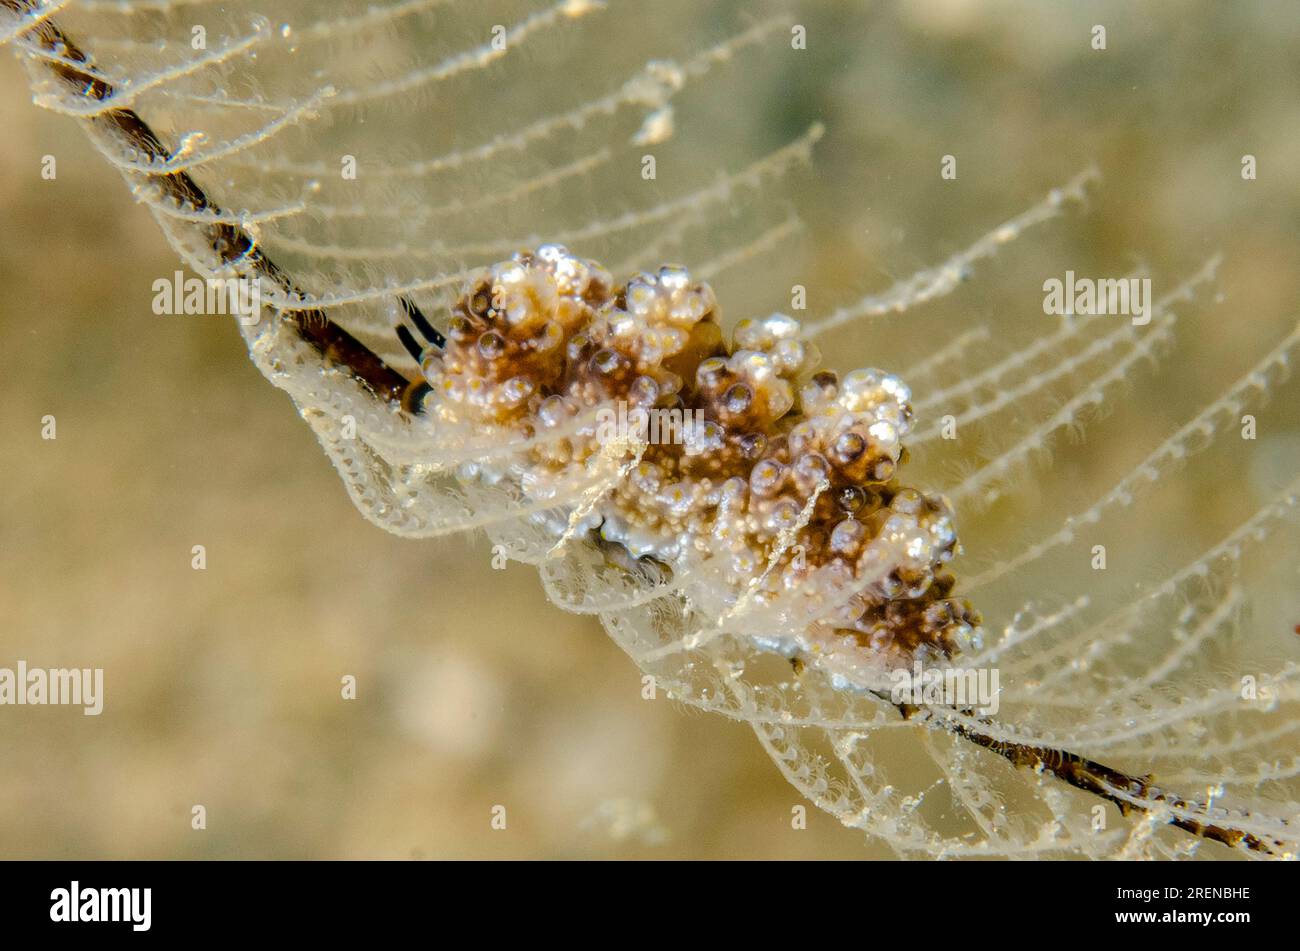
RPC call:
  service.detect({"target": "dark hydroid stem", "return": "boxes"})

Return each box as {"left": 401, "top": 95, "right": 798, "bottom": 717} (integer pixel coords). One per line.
{"left": 2, "top": 0, "right": 413, "bottom": 405}
{"left": 885, "top": 693, "right": 1286, "bottom": 856}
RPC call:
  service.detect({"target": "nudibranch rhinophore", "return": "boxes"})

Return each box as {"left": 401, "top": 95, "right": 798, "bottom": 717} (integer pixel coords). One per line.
{"left": 405, "top": 245, "right": 981, "bottom": 665}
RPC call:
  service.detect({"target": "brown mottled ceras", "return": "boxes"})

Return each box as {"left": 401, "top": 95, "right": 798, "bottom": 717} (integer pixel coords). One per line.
{"left": 413, "top": 245, "right": 981, "bottom": 663}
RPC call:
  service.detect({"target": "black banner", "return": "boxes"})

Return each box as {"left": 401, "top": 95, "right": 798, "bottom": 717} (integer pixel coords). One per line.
{"left": 0, "top": 860, "right": 1288, "bottom": 938}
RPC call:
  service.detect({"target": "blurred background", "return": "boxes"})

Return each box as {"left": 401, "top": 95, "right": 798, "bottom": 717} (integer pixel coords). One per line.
{"left": 1, "top": 0, "right": 1298, "bottom": 858}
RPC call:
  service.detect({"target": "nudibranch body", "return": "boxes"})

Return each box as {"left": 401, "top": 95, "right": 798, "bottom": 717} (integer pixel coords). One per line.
{"left": 412, "top": 245, "right": 981, "bottom": 665}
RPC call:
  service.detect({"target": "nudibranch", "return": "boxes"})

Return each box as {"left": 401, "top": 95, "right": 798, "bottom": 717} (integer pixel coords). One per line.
{"left": 403, "top": 245, "right": 981, "bottom": 665}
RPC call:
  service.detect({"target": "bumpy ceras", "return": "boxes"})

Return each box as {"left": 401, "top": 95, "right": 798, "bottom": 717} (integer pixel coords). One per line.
{"left": 414, "top": 244, "right": 981, "bottom": 663}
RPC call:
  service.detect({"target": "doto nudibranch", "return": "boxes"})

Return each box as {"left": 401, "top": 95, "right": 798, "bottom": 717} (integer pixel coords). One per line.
{"left": 408, "top": 245, "right": 981, "bottom": 670}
